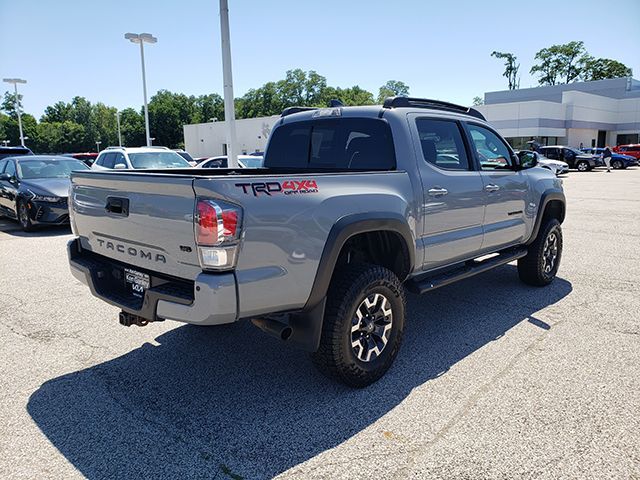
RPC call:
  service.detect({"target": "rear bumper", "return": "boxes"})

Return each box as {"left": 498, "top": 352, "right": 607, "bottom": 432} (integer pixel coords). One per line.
{"left": 68, "top": 238, "right": 237, "bottom": 325}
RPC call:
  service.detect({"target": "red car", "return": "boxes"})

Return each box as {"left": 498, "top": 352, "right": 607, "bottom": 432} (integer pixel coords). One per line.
{"left": 613, "top": 144, "right": 640, "bottom": 160}
{"left": 68, "top": 152, "right": 98, "bottom": 166}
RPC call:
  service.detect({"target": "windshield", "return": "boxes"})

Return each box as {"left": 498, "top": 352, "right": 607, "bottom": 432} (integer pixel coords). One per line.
{"left": 128, "top": 152, "right": 191, "bottom": 169}
{"left": 18, "top": 159, "right": 90, "bottom": 179}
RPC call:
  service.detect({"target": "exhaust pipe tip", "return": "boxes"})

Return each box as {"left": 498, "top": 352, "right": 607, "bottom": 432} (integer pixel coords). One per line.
{"left": 252, "top": 317, "right": 293, "bottom": 342}
{"left": 280, "top": 326, "right": 293, "bottom": 341}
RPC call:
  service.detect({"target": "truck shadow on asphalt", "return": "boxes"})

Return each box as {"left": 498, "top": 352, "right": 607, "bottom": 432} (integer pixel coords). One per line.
{"left": 28, "top": 265, "right": 572, "bottom": 480}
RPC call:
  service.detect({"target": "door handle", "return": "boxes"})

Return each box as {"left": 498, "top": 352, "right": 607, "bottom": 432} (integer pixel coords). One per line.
{"left": 484, "top": 184, "right": 500, "bottom": 193}
{"left": 105, "top": 196, "right": 129, "bottom": 216}
{"left": 428, "top": 187, "right": 448, "bottom": 197}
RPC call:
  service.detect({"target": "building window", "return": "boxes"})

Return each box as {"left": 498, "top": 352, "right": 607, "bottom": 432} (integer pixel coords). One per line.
{"left": 616, "top": 134, "right": 639, "bottom": 146}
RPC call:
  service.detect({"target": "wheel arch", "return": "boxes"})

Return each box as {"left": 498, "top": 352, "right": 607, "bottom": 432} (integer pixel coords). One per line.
{"left": 526, "top": 190, "right": 565, "bottom": 245}
{"left": 289, "top": 213, "right": 415, "bottom": 352}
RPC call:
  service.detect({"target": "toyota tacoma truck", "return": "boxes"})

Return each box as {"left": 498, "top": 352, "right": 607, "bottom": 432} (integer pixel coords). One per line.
{"left": 68, "top": 97, "right": 565, "bottom": 387}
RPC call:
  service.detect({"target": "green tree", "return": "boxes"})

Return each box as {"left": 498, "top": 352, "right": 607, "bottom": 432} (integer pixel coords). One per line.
{"left": 194, "top": 93, "right": 225, "bottom": 123}
{"left": 377, "top": 80, "right": 410, "bottom": 102}
{"left": 119, "top": 108, "right": 145, "bottom": 147}
{"left": 530, "top": 41, "right": 588, "bottom": 85}
{"left": 472, "top": 96, "right": 484, "bottom": 106}
{"left": 1, "top": 91, "right": 23, "bottom": 118}
{"left": 491, "top": 51, "right": 520, "bottom": 90}
{"left": 580, "top": 57, "right": 632, "bottom": 81}
{"left": 148, "top": 90, "right": 200, "bottom": 148}
{"left": 322, "top": 86, "right": 375, "bottom": 106}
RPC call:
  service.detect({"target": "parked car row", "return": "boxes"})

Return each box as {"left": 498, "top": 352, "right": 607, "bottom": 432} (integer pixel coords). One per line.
{"left": 0, "top": 146, "right": 264, "bottom": 231}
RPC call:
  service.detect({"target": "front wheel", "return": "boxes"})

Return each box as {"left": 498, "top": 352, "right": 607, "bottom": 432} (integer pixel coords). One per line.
{"left": 18, "top": 201, "right": 35, "bottom": 232}
{"left": 576, "top": 161, "right": 590, "bottom": 172}
{"left": 312, "top": 263, "right": 406, "bottom": 388}
{"left": 612, "top": 159, "right": 624, "bottom": 170}
{"left": 518, "top": 218, "right": 563, "bottom": 286}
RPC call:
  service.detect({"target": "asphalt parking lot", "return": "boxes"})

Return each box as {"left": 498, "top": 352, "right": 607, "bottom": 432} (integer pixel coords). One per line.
{"left": 1, "top": 168, "right": 639, "bottom": 479}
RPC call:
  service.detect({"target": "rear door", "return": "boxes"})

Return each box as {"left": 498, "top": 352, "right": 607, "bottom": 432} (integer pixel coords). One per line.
{"left": 464, "top": 123, "right": 529, "bottom": 251}
{"left": 71, "top": 171, "right": 201, "bottom": 280}
{"left": 409, "top": 115, "right": 486, "bottom": 270}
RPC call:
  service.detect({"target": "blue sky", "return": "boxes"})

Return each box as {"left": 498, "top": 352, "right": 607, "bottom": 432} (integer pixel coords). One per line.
{"left": 1, "top": 0, "right": 639, "bottom": 118}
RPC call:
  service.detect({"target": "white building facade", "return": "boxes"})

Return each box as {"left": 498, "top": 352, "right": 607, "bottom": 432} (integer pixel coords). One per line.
{"left": 475, "top": 77, "right": 640, "bottom": 149}
{"left": 183, "top": 115, "right": 280, "bottom": 158}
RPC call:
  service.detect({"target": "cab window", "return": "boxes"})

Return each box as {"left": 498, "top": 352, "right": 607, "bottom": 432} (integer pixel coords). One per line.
{"left": 415, "top": 118, "right": 470, "bottom": 171}
{"left": 466, "top": 124, "right": 513, "bottom": 170}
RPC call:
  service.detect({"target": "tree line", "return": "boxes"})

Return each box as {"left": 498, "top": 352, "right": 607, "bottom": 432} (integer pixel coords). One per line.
{"left": 491, "top": 41, "right": 632, "bottom": 91}
{"left": 0, "top": 71, "right": 409, "bottom": 153}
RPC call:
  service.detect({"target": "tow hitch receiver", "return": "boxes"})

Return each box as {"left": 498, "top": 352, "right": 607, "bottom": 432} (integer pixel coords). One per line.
{"left": 119, "top": 311, "right": 154, "bottom": 327}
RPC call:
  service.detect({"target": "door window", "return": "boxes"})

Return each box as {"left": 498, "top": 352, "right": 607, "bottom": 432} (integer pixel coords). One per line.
{"left": 543, "top": 148, "right": 559, "bottom": 159}
{"left": 467, "top": 124, "right": 513, "bottom": 170}
{"left": 0, "top": 160, "right": 6, "bottom": 173}
{"left": 101, "top": 153, "right": 116, "bottom": 169}
{"left": 112, "top": 152, "right": 126, "bottom": 168}
{"left": 415, "top": 119, "right": 470, "bottom": 171}
{"left": 4, "top": 160, "right": 16, "bottom": 178}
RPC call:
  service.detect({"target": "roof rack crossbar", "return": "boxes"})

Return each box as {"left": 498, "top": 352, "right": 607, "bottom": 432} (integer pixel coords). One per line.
{"left": 281, "top": 106, "right": 319, "bottom": 117}
{"left": 382, "top": 96, "right": 486, "bottom": 121}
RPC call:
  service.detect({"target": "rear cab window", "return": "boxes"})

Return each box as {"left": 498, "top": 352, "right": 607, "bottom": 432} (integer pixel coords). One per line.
{"left": 264, "top": 118, "right": 396, "bottom": 171}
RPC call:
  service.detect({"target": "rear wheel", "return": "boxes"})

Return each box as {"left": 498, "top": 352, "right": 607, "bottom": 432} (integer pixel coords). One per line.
{"left": 312, "top": 263, "right": 405, "bottom": 387}
{"left": 576, "top": 161, "right": 590, "bottom": 172}
{"left": 518, "top": 218, "right": 562, "bottom": 286}
{"left": 18, "top": 201, "right": 35, "bottom": 232}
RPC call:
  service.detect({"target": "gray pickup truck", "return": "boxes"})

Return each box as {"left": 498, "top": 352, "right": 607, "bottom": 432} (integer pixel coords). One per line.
{"left": 68, "top": 97, "right": 565, "bottom": 387}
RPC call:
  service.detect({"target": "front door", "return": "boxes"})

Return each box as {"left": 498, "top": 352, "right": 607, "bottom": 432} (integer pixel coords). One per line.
{"left": 409, "top": 115, "right": 486, "bottom": 271}
{"left": 465, "top": 123, "right": 529, "bottom": 251}
{"left": 0, "top": 160, "right": 19, "bottom": 216}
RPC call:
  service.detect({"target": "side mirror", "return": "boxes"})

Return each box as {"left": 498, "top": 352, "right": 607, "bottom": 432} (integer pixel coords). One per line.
{"left": 0, "top": 173, "right": 10, "bottom": 181}
{"left": 517, "top": 151, "right": 538, "bottom": 169}
{"left": 114, "top": 163, "right": 127, "bottom": 170}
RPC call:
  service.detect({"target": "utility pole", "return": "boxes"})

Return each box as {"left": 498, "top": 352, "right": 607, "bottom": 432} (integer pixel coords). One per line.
{"left": 3, "top": 78, "right": 27, "bottom": 146}
{"left": 116, "top": 111, "right": 122, "bottom": 146}
{"left": 219, "top": 0, "right": 239, "bottom": 168}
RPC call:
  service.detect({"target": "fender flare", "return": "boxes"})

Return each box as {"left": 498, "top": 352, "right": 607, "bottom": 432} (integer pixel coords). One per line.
{"left": 289, "top": 213, "right": 415, "bottom": 352}
{"left": 526, "top": 189, "right": 566, "bottom": 245}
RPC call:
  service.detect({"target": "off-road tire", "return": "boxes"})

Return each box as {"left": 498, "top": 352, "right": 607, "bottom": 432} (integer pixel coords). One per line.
{"left": 518, "top": 218, "right": 562, "bottom": 286}
{"left": 312, "top": 263, "right": 406, "bottom": 388}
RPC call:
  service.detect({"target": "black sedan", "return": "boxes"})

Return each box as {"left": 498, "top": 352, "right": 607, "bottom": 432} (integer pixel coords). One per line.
{"left": 0, "top": 155, "right": 90, "bottom": 231}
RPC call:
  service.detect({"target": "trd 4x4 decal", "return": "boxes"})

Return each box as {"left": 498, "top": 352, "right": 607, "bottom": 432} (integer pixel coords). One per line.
{"left": 235, "top": 180, "right": 319, "bottom": 197}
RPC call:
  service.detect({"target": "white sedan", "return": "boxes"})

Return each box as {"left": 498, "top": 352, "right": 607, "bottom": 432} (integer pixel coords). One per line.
{"left": 516, "top": 150, "right": 568, "bottom": 176}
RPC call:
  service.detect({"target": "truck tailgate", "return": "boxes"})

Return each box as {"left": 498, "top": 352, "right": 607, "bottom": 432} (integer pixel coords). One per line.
{"left": 71, "top": 171, "right": 201, "bottom": 280}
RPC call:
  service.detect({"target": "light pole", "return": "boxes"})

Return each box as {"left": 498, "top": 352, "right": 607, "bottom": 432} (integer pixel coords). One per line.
{"left": 3, "top": 78, "right": 27, "bottom": 147}
{"left": 96, "top": 141, "right": 102, "bottom": 152}
{"left": 116, "top": 111, "right": 122, "bottom": 146}
{"left": 219, "top": 0, "right": 239, "bottom": 168}
{"left": 124, "top": 32, "right": 157, "bottom": 147}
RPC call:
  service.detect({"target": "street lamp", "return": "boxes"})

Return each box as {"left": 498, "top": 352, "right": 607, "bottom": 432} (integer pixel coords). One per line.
{"left": 124, "top": 32, "right": 157, "bottom": 147}
{"left": 2, "top": 78, "right": 27, "bottom": 147}
{"left": 96, "top": 141, "right": 102, "bottom": 152}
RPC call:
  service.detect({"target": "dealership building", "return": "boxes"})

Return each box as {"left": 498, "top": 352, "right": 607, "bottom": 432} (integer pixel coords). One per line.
{"left": 476, "top": 77, "right": 640, "bottom": 149}
{"left": 183, "top": 77, "right": 640, "bottom": 157}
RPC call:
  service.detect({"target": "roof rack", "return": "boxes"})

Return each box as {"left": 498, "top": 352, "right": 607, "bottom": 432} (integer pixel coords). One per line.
{"left": 281, "top": 106, "right": 318, "bottom": 117}
{"left": 382, "top": 96, "right": 486, "bottom": 121}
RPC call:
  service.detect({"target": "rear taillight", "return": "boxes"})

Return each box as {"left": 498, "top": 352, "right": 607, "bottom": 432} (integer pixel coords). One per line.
{"left": 195, "top": 199, "right": 242, "bottom": 271}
